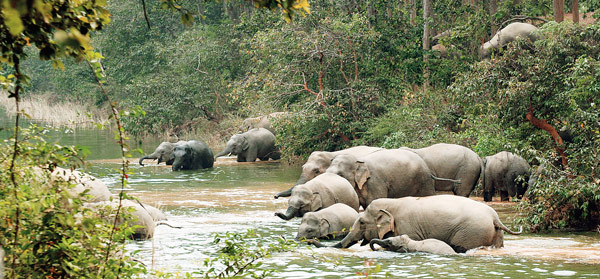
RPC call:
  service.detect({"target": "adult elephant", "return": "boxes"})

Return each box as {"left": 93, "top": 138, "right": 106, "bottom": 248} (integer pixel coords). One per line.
{"left": 483, "top": 151, "right": 530, "bottom": 202}
{"left": 171, "top": 140, "right": 214, "bottom": 171}
{"left": 401, "top": 143, "right": 482, "bottom": 197}
{"left": 313, "top": 195, "right": 522, "bottom": 253}
{"left": 52, "top": 167, "right": 112, "bottom": 202}
{"left": 295, "top": 203, "right": 359, "bottom": 241}
{"left": 275, "top": 173, "right": 359, "bottom": 220}
{"left": 274, "top": 146, "right": 381, "bottom": 198}
{"left": 479, "top": 22, "right": 538, "bottom": 58}
{"left": 139, "top": 141, "right": 184, "bottom": 166}
{"left": 326, "top": 149, "right": 455, "bottom": 209}
{"left": 214, "top": 128, "right": 280, "bottom": 162}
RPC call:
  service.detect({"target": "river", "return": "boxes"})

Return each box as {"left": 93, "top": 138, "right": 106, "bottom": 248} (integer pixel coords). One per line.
{"left": 2, "top": 117, "right": 599, "bottom": 278}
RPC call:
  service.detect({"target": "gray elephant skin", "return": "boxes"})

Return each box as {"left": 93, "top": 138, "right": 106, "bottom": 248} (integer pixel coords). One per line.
{"left": 215, "top": 128, "right": 280, "bottom": 162}
{"left": 402, "top": 143, "right": 482, "bottom": 197}
{"left": 52, "top": 167, "right": 112, "bottom": 202}
{"left": 295, "top": 203, "right": 359, "bottom": 241}
{"left": 275, "top": 173, "right": 359, "bottom": 220}
{"left": 370, "top": 234, "right": 456, "bottom": 255}
{"left": 274, "top": 146, "right": 382, "bottom": 198}
{"left": 90, "top": 200, "right": 158, "bottom": 240}
{"left": 479, "top": 22, "right": 538, "bottom": 58}
{"left": 139, "top": 141, "right": 184, "bottom": 166}
{"left": 324, "top": 195, "right": 521, "bottom": 253}
{"left": 483, "top": 151, "right": 530, "bottom": 202}
{"left": 240, "top": 112, "right": 288, "bottom": 134}
{"left": 326, "top": 149, "right": 454, "bottom": 209}
{"left": 171, "top": 140, "right": 214, "bottom": 171}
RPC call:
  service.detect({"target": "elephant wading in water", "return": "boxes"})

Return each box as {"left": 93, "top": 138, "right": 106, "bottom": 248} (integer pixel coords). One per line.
{"left": 370, "top": 234, "right": 456, "bottom": 255}
{"left": 479, "top": 22, "right": 538, "bottom": 58}
{"left": 139, "top": 141, "right": 184, "bottom": 166}
{"left": 311, "top": 195, "right": 522, "bottom": 253}
{"left": 171, "top": 140, "right": 214, "bottom": 171}
{"left": 274, "top": 146, "right": 382, "bottom": 198}
{"left": 325, "top": 149, "right": 457, "bottom": 209}
{"left": 215, "top": 128, "right": 280, "bottom": 162}
{"left": 483, "top": 151, "right": 530, "bottom": 202}
{"left": 295, "top": 203, "right": 359, "bottom": 241}
{"left": 275, "top": 173, "right": 359, "bottom": 220}
{"left": 401, "top": 143, "right": 483, "bottom": 197}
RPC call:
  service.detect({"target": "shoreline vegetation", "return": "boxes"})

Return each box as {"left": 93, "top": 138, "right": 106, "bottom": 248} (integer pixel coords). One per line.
{"left": 0, "top": 92, "right": 108, "bottom": 128}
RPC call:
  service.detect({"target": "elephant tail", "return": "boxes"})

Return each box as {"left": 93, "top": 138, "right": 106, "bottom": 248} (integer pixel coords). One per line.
{"left": 156, "top": 221, "right": 183, "bottom": 229}
{"left": 430, "top": 174, "right": 461, "bottom": 184}
{"left": 494, "top": 219, "right": 523, "bottom": 235}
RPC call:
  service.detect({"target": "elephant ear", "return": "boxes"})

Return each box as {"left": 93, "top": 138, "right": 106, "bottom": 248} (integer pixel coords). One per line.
{"left": 319, "top": 218, "right": 331, "bottom": 237}
{"left": 241, "top": 135, "right": 249, "bottom": 151}
{"left": 355, "top": 161, "right": 370, "bottom": 190}
{"left": 310, "top": 192, "right": 323, "bottom": 212}
{"left": 376, "top": 209, "right": 395, "bottom": 240}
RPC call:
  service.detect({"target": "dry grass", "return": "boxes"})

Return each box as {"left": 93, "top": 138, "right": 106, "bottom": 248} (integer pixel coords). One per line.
{"left": 0, "top": 92, "right": 108, "bottom": 127}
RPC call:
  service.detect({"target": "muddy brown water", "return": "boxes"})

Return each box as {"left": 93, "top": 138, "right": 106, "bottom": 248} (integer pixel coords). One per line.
{"left": 85, "top": 157, "right": 600, "bottom": 278}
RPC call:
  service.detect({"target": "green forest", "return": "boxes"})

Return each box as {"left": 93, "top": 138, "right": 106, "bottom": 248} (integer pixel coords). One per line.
{"left": 1, "top": 0, "right": 600, "bottom": 277}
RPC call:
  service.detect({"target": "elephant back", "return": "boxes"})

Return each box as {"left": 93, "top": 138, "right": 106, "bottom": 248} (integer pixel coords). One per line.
{"left": 307, "top": 173, "right": 360, "bottom": 211}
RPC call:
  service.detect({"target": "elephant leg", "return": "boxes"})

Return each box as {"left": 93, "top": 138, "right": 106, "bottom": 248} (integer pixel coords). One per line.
{"left": 453, "top": 165, "right": 480, "bottom": 197}
{"left": 245, "top": 148, "right": 258, "bottom": 162}
{"left": 500, "top": 191, "right": 509, "bottom": 202}
{"left": 270, "top": 150, "right": 281, "bottom": 160}
{"left": 237, "top": 154, "right": 246, "bottom": 162}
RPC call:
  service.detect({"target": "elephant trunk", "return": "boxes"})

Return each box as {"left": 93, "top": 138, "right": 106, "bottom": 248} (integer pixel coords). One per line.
{"left": 274, "top": 176, "right": 308, "bottom": 199}
{"left": 333, "top": 224, "right": 362, "bottom": 248}
{"left": 275, "top": 206, "right": 299, "bottom": 220}
{"left": 214, "top": 148, "right": 231, "bottom": 159}
{"left": 139, "top": 154, "right": 156, "bottom": 166}
{"left": 369, "top": 239, "right": 388, "bottom": 251}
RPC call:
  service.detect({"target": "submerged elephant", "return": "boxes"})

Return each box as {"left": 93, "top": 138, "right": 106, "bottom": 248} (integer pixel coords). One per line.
{"left": 479, "top": 22, "right": 538, "bottom": 58}
{"left": 483, "top": 151, "right": 530, "bottom": 202}
{"left": 370, "top": 234, "right": 457, "bottom": 255}
{"left": 215, "top": 128, "right": 280, "bottom": 162}
{"left": 139, "top": 141, "right": 184, "bottom": 166}
{"left": 274, "top": 146, "right": 382, "bottom": 198}
{"left": 325, "top": 149, "right": 456, "bottom": 208}
{"left": 275, "top": 173, "right": 359, "bottom": 220}
{"left": 171, "top": 140, "right": 214, "bottom": 171}
{"left": 295, "top": 203, "right": 359, "bottom": 241}
{"left": 315, "top": 195, "right": 521, "bottom": 253}
{"left": 401, "top": 143, "right": 482, "bottom": 197}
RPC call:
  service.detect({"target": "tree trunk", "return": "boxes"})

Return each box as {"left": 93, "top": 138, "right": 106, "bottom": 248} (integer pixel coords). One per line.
{"left": 526, "top": 109, "right": 568, "bottom": 168}
{"left": 423, "top": 0, "right": 432, "bottom": 92}
{"left": 489, "top": 0, "right": 498, "bottom": 34}
{"left": 553, "top": 0, "right": 565, "bottom": 22}
{"left": 410, "top": 0, "right": 417, "bottom": 25}
{"left": 572, "top": 0, "right": 579, "bottom": 23}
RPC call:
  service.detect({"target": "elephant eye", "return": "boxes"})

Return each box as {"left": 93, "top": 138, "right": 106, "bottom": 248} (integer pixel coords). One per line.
{"left": 313, "top": 169, "right": 320, "bottom": 174}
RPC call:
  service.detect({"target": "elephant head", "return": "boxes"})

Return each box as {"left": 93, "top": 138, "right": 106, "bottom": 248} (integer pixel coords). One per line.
{"left": 295, "top": 151, "right": 336, "bottom": 185}
{"left": 215, "top": 134, "right": 248, "bottom": 158}
{"left": 171, "top": 143, "right": 191, "bottom": 171}
{"left": 334, "top": 205, "right": 395, "bottom": 249}
{"left": 326, "top": 154, "right": 369, "bottom": 206}
{"left": 275, "top": 184, "right": 322, "bottom": 220}
{"left": 369, "top": 235, "right": 410, "bottom": 252}
{"left": 139, "top": 141, "right": 178, "bottom": 166}
{"left": 295, "top": 212, "right": 330, "bottom": 240}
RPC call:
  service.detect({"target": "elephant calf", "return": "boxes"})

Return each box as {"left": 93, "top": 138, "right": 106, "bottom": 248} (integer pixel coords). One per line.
{"left": 483, "top": 151, "right": 530, "bottom": 202}
{"left": 296, "top": 203, "right": 359, "bottom": 241}
{"left": 171, "top": 140, "right": 214, "bottom": 171}
{"left": 275, "top": 173, "right": 359, "bottom": 220}
{"left": 139, "top": 141, "right": 184, "bottom": 166}
{"left": 370, "top": 235, "right": 456, "bottom": 255}
{"left": 215, "top": 128, "right": 280, "bottom": 162}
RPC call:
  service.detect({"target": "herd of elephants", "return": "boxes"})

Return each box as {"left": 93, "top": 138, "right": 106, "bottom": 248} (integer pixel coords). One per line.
{"left": 55, "top": 21, "right": 545, "bottom": 257}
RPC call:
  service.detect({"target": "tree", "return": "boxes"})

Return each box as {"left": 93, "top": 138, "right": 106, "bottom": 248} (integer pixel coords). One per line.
{"left": 553, "top": 0, "right": 565, "bottom": 22}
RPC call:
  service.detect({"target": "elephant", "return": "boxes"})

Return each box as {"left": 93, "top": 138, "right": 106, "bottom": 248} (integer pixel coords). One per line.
{"left": 51, "top": 167, "right": 112, "bottom": 202}
{"left": 314, "top": 195, "right": 522, "bottom": 253}
{"left": 479, "top": 22, "right": 538, "bottom": 58}
{"left": 139, "top": 141, "right": 185, "bottom": 166}
{"left": 215, "top": 128, "right": 280, "bottom": 162}
{"left": 275, "top": 173, "right": 359, "bottom": 220}
{"left": 370, "top": 234, "right": 457, "bottom": 255}
{"left": 401, "top": 143, "right": 483, "bottom": 197}
{"left": 240, "top": 112, "right": 289, "bottom": 134}
{"left": 171, "top": 140, "right": 214, "bottom": 171}
{"left": 274, "top": 146, "right": 382, "bottom": 198}
{"left": 295, "top": 203, "right": 359, "bottom": 241}
{"left": 89, "top": 200, "right": 156, "bottom": 240}
{"left": 325, "top": 149, "right": 456, "bottom": 209}
{"left": 483, "top": 151, "right": 530, "bottom": 202}
{"left": 141, "top": 203, "right": 167, "bottom": 221}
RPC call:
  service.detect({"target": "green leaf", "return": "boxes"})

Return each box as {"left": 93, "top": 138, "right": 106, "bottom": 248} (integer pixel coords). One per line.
{"left": 3, "top": 5, "right": 24, "bottom": 36}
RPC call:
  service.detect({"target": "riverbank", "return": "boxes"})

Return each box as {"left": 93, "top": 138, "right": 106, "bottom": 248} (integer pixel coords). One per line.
{"left": 0, "top": 92, "right": 107, "bottom": 127}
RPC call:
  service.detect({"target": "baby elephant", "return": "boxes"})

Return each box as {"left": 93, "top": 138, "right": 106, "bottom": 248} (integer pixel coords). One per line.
{"left": 296, "top": 203, "right": 359, "bottom": 241}
{"left": 483, "top": 151, "right": 530, "bottom": 202}
{"left": 275, "top": 173, "right": 359, "bottom": 220}
{"left": 370, "top": 235, "right": 456, "bottom": 255}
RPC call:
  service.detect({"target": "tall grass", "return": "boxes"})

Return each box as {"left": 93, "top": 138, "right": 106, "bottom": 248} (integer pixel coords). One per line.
{"left": 0, "top": 92, "right": 107, "bottom": 127}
